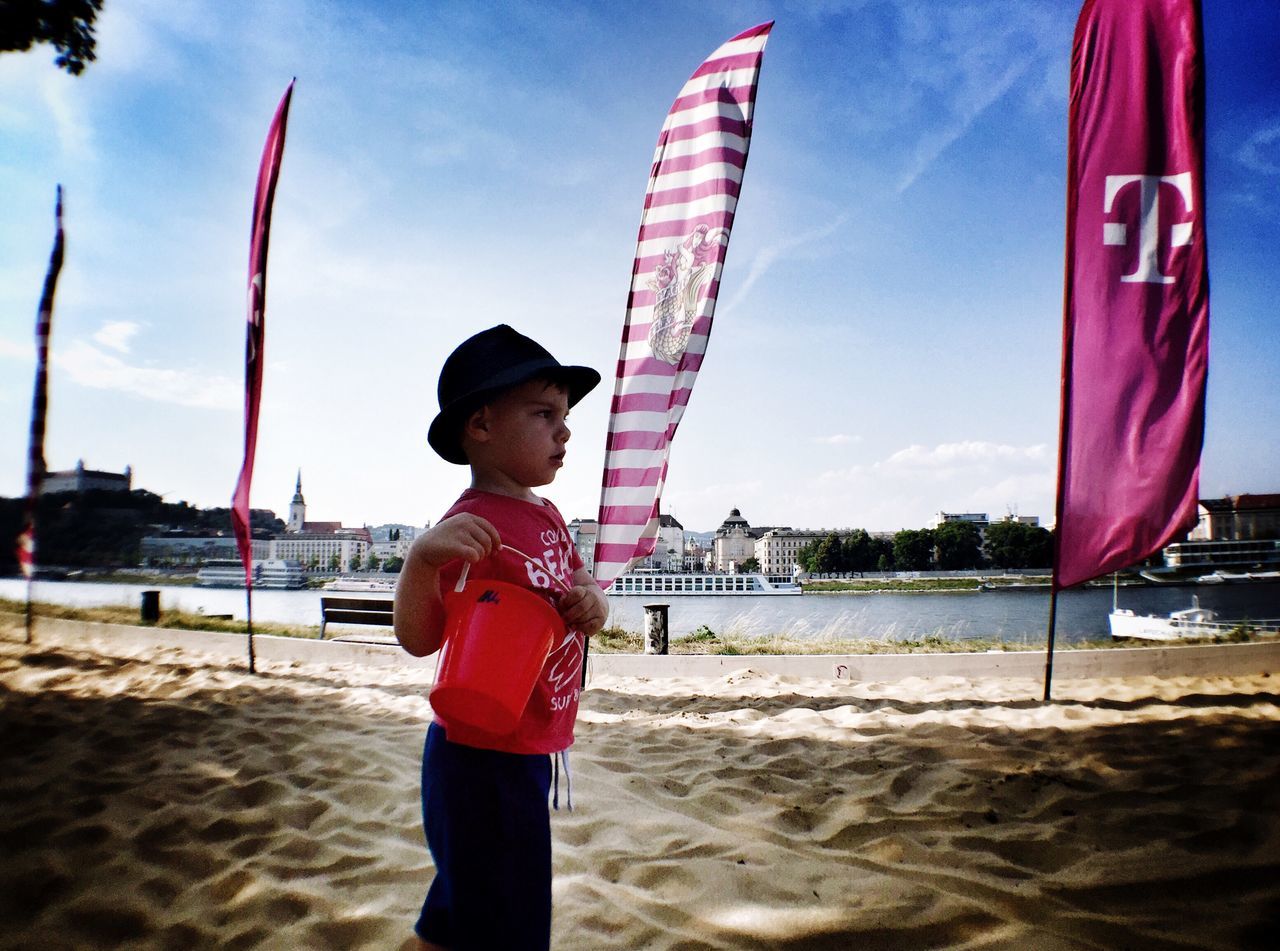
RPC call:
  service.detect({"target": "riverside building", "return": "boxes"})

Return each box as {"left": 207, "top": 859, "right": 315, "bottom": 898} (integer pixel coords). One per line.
{"left": 711, "top": 508, "right": 791, "bottom": 572}
{"left": 568, "top": 518, "right": 598, "bottom": 575}
{"left": 644, "top": 514, "right": 685, "bottom": 571}
{"left": 755, "top": 528, "right": 826, "bottom": 574}
{"left": 141, "top": 535, "right": 268, "bottom": 567}
{"left": 1192, "top": 494, "right": 1280, "bottom": 541}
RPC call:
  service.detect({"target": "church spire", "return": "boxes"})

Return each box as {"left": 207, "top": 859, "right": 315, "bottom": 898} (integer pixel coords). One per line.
{"left": 287, "top": 469, "right": 306, "bottom": 533}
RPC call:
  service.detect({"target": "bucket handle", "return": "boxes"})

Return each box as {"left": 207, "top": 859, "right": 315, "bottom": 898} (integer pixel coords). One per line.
{"left": 453, "top": 544, "right": 574, "bottom": 595}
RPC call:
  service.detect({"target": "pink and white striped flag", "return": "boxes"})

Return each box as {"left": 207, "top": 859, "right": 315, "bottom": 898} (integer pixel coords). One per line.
{"left": 593, "top": 22, "right": 772, "bottom": 589}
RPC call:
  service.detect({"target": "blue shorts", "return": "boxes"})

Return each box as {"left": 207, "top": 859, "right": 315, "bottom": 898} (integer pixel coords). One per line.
{"left": 416, "top": 723, "right": 553, "bottom": 950}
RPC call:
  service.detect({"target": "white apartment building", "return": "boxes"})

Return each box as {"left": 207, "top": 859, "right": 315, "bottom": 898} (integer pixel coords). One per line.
{"left": 270, "top": 532, "right": 369, "bottom": 572}
{"left": 370, "top": 525, "right": 421, "bottom": 562}
{"left": 755, "top": 529, "right": 825, "bottom": 574}
{"left": 1191, "top": 494, "right": 1280, "bottom": 541}
{"left": 568, "top": 518, "right": 598, "bottom": 575}
{"left": 640, "top": 514, "right": 685, "bottom": 571}
{"left": 928, "top": 512, "right": 990, "bottom": 531}
{"left": 371, "top": 540, "right": 406, "bottom": 563}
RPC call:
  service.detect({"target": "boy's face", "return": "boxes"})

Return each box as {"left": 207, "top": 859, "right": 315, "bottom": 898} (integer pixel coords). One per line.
{"left": 464, "top": 378, "right": 572, "bottom": 489}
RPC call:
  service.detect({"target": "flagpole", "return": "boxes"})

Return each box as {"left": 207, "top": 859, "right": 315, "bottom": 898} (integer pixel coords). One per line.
{"left": 25, "top": 578, "right": 34, "bottom": 646}
{"left": 1043, "top": 586, "right": 1060, "bottom": 702}
{"left": 246, "top": 584, "right": 256, "bottom": 674}
{"left": 1044, "top": 204, "right": 1073, "bottom": 704}
{"left": 1043, "top": 0, "right": 1086, "bottom": 704}
{"left": 1044, "top": 247, "right": 1072, "bottom": 705}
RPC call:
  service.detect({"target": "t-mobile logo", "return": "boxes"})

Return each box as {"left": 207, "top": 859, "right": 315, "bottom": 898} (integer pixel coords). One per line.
{"left": 1102, "top": 173, "right": 1194, "bottom": 284}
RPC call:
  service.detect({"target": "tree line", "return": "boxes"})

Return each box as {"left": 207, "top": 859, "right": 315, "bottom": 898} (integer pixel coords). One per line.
{"left": 795, "top": 521, "right": 1053, "bottom": 574}
{"left": 0, "top": 489, "right": 283, "bottom": 572}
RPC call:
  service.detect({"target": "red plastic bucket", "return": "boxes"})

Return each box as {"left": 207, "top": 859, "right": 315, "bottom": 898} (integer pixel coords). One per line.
{"left": 430, "top": 580, "right": 564, "bottom": 735}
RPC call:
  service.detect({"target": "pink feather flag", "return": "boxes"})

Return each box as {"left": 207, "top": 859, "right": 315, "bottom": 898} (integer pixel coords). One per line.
{"left": 231, "top": 81, "right": 294, "bottom": 588}
{"left": 1053, "top": 0, "right": 1209, "bottom": 590}
{"left": 594, "top": 23, "right": 773, "bottom": 589}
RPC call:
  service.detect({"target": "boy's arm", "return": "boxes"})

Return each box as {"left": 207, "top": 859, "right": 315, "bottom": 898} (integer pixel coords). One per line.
{"left": 393, "top": 514, "right": 501, "bottom": 656}
{"left": 558, "top": 567, "right": 609, "bottom": 638}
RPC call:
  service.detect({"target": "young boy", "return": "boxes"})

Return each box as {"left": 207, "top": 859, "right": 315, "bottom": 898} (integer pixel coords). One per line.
{"left": 394, "top": 324, "right": 608, "bottom": 951}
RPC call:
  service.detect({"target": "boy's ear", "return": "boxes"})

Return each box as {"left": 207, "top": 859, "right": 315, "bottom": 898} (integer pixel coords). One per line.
{"left": 462, "top": 406, "right": 492, "bottom": 444}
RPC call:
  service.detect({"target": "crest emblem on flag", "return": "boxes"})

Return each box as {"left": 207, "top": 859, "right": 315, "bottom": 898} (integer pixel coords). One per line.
{"left": 647, "top": 225, "right": 729, "bottom": 365}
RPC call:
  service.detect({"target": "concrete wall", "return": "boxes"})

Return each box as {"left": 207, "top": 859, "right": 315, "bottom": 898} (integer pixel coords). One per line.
{"left": 7, "top": 614, "right": 1278, "bottom": 684}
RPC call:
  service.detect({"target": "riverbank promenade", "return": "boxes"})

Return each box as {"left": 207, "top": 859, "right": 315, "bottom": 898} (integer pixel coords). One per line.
{"left": 11, "top": 612, "right": 1280, "bottom": 681}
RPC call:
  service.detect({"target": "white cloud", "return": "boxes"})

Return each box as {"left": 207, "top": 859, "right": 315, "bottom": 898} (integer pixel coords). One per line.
{"left": 798, "top": 440, "right": 1054, "bottom": 530}
{"left": 890, "top": 1, "right": 1064, "bottom": 193}
{"left": 0, "top": 337, "right": 31, "bottom": 360}
{"left": 91, "top": 321, "right": 141, "bottom": 354}
{"left": 1236, "top": 121, "right": 1280, "bottom": 175}
{"left": 884, "top": 441, "right": 1048, "bottom": 470}
{"left": 895, "top": 54, "right": 1031, "bottom": 193}
{"left": 814, "top": 433, "right": 858, "bottom": 446}
{"left": 720, "top": 215, "right": 847, "bottom": 313}
{"left": 53, "top": 339, "right": 239, "bottom": 410}
{"left": 40, "top": 71, "right": 93, "bottom": 162}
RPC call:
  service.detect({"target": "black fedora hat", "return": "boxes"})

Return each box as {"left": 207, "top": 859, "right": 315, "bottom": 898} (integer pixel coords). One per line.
{"left": 428, "top": 324, "right": 601, "bottom": 465}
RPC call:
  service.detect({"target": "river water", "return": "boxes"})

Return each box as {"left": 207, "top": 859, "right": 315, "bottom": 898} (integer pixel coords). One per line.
{"left": 3, "top": 577, "right": 1277, "bottom": 645}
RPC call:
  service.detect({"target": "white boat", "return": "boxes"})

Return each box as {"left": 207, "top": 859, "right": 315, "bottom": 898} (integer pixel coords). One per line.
{"left": 609, "top": 571, "right": 802, "bottom": 596}
{"left": 323, "top": 577, "right": 398, "bottom": 593}
{"left": 258, "top": 560, "right": 307, "bottom": 589}
{"left": 1195, "top": 570, "right": 1280, "bottom": 584}
{"left": 196, "top": 559, "right": 306, "bottom": 590}
{"left": 1109, "top": 595, "right": 1280, "bottom": 641}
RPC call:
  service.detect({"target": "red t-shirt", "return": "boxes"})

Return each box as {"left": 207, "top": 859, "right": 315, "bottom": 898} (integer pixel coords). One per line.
{"left": 434, "top": 489, "right": 586, "bottom": 754}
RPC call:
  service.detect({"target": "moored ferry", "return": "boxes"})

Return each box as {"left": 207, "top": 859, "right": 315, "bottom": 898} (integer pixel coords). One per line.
{"left": 1109, "top": 594, "right": 1280, "bottom": 641}
{"left": 609, "top": 571, "right": 802, "bottom": 596}
{"left": 322, "top": 577, "right": 398, "bottom": 593}
{"left": 197, "top": 559, "right": 306, "bottom": 589}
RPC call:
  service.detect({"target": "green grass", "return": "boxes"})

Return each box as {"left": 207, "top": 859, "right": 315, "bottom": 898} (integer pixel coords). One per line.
{"left": 804, "top": 578, "right": 986, "bottom": 593}
{"left": 3, "top": 597, "right": 1268, "bottom": 656}
{"left": 87, "top": 571, "right": 199, "bottom": 586}
{"left": 589, "top": 621, "right": 1094, "bottom": 655}
{"left": 0, "top": 596, "right": 315, "bottom": 640}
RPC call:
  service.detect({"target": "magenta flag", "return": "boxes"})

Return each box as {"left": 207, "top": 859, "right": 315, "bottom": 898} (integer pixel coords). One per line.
{"left": 232, "top": 82, "right": 294, "bottom": 586}
{"left": 16, "top": 186, "right": 65, "bottom": 580}
{"left": 1053, "top": 0, "right": 1209, "bottom": 590}
{"left": 594, "top": 22, "right": 772, "bottom": 589}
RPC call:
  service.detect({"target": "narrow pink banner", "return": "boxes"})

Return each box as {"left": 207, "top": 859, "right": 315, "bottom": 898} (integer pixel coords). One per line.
{"left": 16, "top": 186, "right": 65, "bottom": 580}
{"left": 1054, "top": 0, "right": 1209, "bottom": 589}
{"left": 232, "top": 81, "right": 294, "bottom": 587}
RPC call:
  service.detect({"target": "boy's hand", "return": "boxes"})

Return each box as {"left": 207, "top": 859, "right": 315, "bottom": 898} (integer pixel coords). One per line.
{"left": 395, "top": 514, "right": 499, "bottom": 658}
{"left": 409, "top": 514, "right": 501, "bottom": 570}
{"left": 559, "top": 582, "right": 609, "bottom": 637}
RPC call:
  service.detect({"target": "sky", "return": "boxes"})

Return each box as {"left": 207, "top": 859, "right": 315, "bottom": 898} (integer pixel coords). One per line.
{"left": 1, "top": 0, "right": 1277, "bottom": 536}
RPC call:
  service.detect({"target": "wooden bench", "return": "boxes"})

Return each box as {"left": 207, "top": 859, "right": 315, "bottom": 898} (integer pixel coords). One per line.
{"left": 319, "top": 596, "right": 395, "bottom": 639}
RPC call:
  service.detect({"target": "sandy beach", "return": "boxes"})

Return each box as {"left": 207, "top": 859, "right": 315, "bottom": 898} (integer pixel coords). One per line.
{"left": 2, "top": 623, "right": 1278, "bottom": 950}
